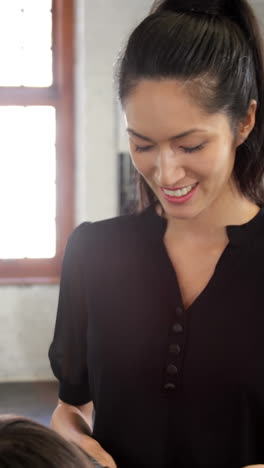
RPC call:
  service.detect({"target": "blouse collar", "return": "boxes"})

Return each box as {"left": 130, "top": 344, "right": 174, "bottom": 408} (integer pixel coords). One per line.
{"left": 141, "top": 203, "right": 264, "bottom": 247}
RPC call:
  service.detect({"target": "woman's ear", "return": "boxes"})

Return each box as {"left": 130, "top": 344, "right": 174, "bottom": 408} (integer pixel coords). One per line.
{"left": 236, "top": 99, "right": 257, "bottom": 146}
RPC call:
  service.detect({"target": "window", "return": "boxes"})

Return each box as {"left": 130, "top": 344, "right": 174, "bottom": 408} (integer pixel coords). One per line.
{"left": 0, "top": 0, "right": 74, "bottom": 283}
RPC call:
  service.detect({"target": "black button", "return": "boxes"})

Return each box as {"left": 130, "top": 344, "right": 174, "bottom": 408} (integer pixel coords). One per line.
{"left": 169, "top": 344, "right": 181, "bottom": 355}
{"left": 176, "top": 306, "right": 184, "bottom": 316}
{"left": 172, "top": 323, "right": 183, "bottom": 334}
{"left": 164, "top": 382, "right": 176, "bottom": 391}
{"left": 166, "top": 364, "right": 178, "bottom": 375}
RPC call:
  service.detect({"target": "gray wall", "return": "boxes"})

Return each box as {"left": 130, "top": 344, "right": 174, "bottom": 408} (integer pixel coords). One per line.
{"left": 0, "top": 0, "right": 262, "bottom": 381}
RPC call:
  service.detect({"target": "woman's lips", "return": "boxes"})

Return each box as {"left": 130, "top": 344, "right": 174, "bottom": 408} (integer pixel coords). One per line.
{"left": 161, "top": 183, "right": 199, "bottom": 204}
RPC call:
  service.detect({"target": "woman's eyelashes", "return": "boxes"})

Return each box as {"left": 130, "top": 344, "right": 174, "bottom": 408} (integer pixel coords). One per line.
{"left": 133, "top": 143, "right": 205, "bottom": 153}
{"left": 134, "top": 144, "right": 154, "bottom": 153}
{"left": 181, "top": 143, "right": 205, "bottom": 153}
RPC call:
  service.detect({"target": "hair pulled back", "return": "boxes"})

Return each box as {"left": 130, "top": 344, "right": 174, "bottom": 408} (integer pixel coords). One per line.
{"left": 116, "top": 0, "right": 264, "bottom": 208}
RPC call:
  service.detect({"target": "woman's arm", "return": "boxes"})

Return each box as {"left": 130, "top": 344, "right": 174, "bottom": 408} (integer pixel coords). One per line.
{"left": 49, "top": 226, "right": 117, "bottom": 466}
{"left": 51, "top": 400, "right": 117, "bottom": 468}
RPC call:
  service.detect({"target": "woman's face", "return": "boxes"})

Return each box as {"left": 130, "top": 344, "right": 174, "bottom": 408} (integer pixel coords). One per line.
{"left": 124, "top": 79, "right": 248, "bottom": 221}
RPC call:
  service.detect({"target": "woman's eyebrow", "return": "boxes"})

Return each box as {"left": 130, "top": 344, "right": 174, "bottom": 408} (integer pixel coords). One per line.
{"left": 127, "top": 127, "right": 206, "bottom": 142}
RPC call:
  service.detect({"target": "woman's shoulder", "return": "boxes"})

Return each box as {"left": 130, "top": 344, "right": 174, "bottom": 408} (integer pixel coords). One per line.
{"left": 68, "top": 211, "right": 146, "bottom": 250}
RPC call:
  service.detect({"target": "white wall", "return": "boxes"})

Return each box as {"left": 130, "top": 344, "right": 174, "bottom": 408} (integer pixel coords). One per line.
{"left": 0, "top": 286, "right": 58, "bottom": 381}
{"left": 0, "top": 0, "right": 262, "bottom": 382}
{"left": 75, "top": 0, "right": 152, "bottom": 223}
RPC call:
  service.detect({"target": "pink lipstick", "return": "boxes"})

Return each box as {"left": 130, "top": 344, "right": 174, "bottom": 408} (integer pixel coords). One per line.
{"left": 161, "top": 183, "right": 198, "bottom": 204}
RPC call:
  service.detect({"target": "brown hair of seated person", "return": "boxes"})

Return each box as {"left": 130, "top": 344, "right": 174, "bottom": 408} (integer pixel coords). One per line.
{"left": 0, "top": 415, "right": 104, "bottom": 468}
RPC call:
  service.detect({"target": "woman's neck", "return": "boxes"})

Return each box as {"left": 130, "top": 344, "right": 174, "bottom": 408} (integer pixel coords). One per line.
{"left": 162, "top": 190, "right": 260, "bottom": 246}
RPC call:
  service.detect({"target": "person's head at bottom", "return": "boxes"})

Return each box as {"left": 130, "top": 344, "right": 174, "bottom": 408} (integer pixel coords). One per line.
{"left": 0, "top": 415, "right": 105, "bottom": 468}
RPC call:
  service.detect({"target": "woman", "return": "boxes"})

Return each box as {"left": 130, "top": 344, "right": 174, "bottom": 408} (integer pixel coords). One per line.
{"left": 0, "top": 415, "right": 104, "bottom": 467}
{"left": 49, "top": 0, "right": 264, "bottom": 467}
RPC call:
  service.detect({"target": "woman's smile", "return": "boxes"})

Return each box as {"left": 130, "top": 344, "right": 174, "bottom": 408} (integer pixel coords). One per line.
{"left": 161, "top": 183, "right": 199, "bottom": 204}
{"left": 125, "top": 79, "right": 239, "bottom": 221}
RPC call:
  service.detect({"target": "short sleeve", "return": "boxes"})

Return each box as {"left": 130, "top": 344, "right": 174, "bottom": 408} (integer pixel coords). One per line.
{"left": 49, "top": 223, "right": 92, "bottom": 406}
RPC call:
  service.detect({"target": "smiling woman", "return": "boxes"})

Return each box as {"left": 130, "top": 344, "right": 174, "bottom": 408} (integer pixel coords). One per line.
{"left": 124, "top": 79, "right": 257, "bottom": 221}
{"left": 49, "top": 0, "right": 264, "bottom": 467}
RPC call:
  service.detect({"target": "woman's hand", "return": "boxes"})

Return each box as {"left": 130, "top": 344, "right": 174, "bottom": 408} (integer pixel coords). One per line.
{"left": 50, "top": 402, "right": 117, "bottom": 467}
{"left": 77, "top": 434, "right": 117, "bottom": 468}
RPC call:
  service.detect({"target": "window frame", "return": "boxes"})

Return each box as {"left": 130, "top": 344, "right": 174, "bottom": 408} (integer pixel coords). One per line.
{"left": 0, "top": 0, "right": 74, "bottom": 284}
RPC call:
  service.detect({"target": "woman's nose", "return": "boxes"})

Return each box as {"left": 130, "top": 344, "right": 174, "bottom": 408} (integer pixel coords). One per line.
{"left": 155, "top": 149, "right": 186, "bottom": 187}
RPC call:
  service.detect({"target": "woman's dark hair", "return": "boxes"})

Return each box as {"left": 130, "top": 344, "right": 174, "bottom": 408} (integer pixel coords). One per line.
{"left": 0, "top": 415, "right": 102, "bottom": 468}
{"left": 116, "top": 0, "right": 264, "bottom": 209}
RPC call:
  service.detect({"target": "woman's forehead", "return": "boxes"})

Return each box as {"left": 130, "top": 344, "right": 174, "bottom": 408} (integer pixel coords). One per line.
{"left": 124, "top": 79, "right": 206, "bottom": 120}
{"left": 124, "top": 79, "right": 228, "bottom": 140}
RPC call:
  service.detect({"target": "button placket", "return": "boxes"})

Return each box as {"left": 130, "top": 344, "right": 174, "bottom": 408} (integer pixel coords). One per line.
{"left": 166, "top": 363, "right": 178, "bottom": 375}
{"left": 171, "top": 322, "right": 183, "bottom": 334}
{"left": 175, "top": 306, "right": 184, "bottom": 317}
{"left": 169, "top": 343, "right": 181, "bottom": 355}
{"left": 163, "top": 305, "right": 185, "bottom": 392}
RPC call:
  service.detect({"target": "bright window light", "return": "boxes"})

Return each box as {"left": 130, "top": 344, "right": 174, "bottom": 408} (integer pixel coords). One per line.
{"left": 0, "top": 0, "right": 52, "bottom": 86}
{"left": 0, "top": 106, "right": 56, "bottom": 259}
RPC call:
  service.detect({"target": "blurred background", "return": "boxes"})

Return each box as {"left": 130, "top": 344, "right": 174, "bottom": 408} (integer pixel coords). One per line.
{"left": 0, "top": 0, "right": 262, "bottom": 423}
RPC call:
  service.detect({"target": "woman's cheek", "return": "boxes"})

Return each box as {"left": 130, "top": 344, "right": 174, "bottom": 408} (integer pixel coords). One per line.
{"left": 131, "top": 152, "right": 153, "bottom": 176}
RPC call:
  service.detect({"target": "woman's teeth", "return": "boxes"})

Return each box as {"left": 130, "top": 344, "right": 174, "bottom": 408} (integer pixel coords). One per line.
{"left": 163, "top": 183, "right": 197, "bottom": 198}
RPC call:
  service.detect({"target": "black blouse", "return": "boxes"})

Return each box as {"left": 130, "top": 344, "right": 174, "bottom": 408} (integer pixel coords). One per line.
{"left": 49, "top": 204, "right": 264, "bottom": 468}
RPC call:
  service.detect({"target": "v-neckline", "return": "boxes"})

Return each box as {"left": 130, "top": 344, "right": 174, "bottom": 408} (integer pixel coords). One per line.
{"left": 160, "top": 237, "right": 232, "bottom": 312}
{"left": 140, "top": 203, "right": 264, "bottom": 313}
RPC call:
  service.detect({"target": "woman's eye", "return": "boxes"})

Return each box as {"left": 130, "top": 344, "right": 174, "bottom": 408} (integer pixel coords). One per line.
{"left": 134, "top": 144, "right": 154, "bottom": 153}
{"left": 181, "top": 143, "right": 204, "bottom": 153}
